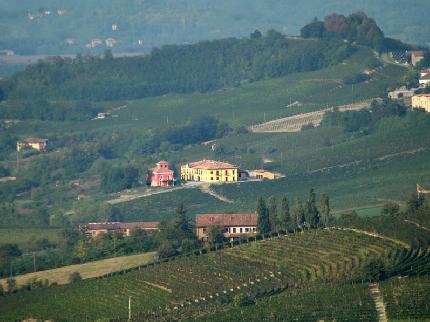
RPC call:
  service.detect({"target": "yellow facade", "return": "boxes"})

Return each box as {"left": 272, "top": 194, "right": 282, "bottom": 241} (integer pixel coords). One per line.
{"left": 181, "top": 160, "right": 238, "bottom": 183}
{"left": 412, "top": 95, "right": 430, "bottom": 112}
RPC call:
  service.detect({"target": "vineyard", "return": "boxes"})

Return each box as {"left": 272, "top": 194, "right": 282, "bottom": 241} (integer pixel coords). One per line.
{"left": 249, "top": 99, "right": 376, "bottom": 133}
{"left": 0, "top": 228, "right": 423, "bottom": 321}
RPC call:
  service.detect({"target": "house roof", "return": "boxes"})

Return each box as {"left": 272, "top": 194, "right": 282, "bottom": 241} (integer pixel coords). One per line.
{"left": 186, "top": 159, "right": 237, "bottom": 170}
{"left": 420, "top": 74, "right": 430, "bottom": 80}
{"left": 412, "top": 51, "right": 425, "bottom": 57}
{"left": 23, "top": 138, "right": 48, "bottom": 144}
{"left": 80, "top": 221, "right": 160, "bottom": 230}
{"left": 255, "top": 169, "right": 274, "bottom": 174}
{"left": 414, "top": 94, "right": 430, "bottom": 97}
{"left": 196, "top": 214, "right": 257, "bottom": 228}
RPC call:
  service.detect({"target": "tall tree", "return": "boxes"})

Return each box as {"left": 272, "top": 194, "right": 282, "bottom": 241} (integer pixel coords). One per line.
{"left": 319, "top": 193, "right": 331, "bottom": 227}
{"left": 305, "top": 188, "right": 320, "bottom": 228}
{"left": 267, "top": 195, "right": 278, "bottom": 231}
{"left": 256, "top": 197, "right": 270, "bottom": 234}
{"left": 292, "top": 198, "right": 305, "bottom": 230}
{"left": 278, "top": 194, "right": 291, "bottom": 231}
{"left": 174, "top": 203, "right": 194, "bottom": 242}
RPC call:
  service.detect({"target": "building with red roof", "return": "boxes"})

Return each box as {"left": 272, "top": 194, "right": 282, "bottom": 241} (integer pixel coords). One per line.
{"left": 181, "top": 159, "right": 238, "bottom": 183}
{"left": 195, "top": 213, "right": 258, "bottom": 241}
{"left": 146, "top": 161, "right": 175, "bottom": 187}
{"left": 79, "top": 221, "right": 160, "bottom": 238}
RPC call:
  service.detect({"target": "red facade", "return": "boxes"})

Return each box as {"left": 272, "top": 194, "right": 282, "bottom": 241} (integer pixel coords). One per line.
{"left": 147, "top": 161, "right": 175, "bottom": 187}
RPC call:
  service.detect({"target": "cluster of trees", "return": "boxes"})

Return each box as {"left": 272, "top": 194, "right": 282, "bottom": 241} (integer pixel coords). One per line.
{"left": 256, "top": 189, "right": 332, "bottom": 234}
{"left": 101, "top": 164, "right": 139, "bottom": 193}
{"left": 300, "top": 12, "right": 409, "bottom": 53}
{"left": 0, "top": 100, "right": 101, "bottom": 121}
{"left": 1, "top": 30, "right": 353, "bottom": 102}
{"left": 321, "top": 99, "right": 407, "bottom": 132}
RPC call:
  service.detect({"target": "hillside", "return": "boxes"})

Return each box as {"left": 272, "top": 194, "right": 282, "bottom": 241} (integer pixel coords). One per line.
{"left": 0, "top": 0, "right": 429, "bottom": 55}
{"left": 0, "top": 225, "right": 429, "bottom": 321}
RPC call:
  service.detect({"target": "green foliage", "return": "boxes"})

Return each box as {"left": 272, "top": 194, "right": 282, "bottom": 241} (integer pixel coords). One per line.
{"left": 278, "top": 195, "right": 291, "bottom": 231}
{"left": 292, "top": 198, "right": 305, "bottom": 229}
{"left": 305, "top": 188, "right": 319, "bottom": 228}
{"left": 1, "top": 34, "right": 353, "bottom": 102}
{"left": 362, "top": 259, "right": 386, "bottom": 282}
{"left": 101, "top": 164, "right": 139, "bottom": 193}
{"left": 69, "top": 271, "right": 82, "bottom": 283}
{"left": 206, "top": 225, "right": 225, "bottom": 244}
{"left": 6, "top": 278, "right": 16, "bottom": 294}
{"left": 256, "top": 197, "right": 270, "bottom": 234}
{"left": 319, "top": 193, "right": 331, "bottom": 226}
{"left": 381, "top": 202, "right": 400, "bottom": 216}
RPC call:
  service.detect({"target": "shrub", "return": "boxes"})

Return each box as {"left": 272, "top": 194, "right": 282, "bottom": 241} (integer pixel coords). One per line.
{"left": 69, "top": 272, "right": 82, "bottom": 284}
{"left": 363, "top": 259, "right": 386, "bottom": 282}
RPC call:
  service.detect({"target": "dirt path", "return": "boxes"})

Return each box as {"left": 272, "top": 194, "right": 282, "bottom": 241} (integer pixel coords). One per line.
{"left": 369, "top": 283, "right": 388, "bottom": 322}
{"left": 336, "top": 227, "right": 411, "bottom": 249}
{"left": 404, "top": 219, "right": 430, "bottom": 232}
{"left": 199, "top": 183, "right": 234, "bottom": 203}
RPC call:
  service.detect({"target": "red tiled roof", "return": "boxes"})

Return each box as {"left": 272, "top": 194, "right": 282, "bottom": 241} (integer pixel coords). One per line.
{"left": 24, "top": 138, "right": 48, "bottom": 143}
{"left": 80, "top": 221, "right": 160, "bottom": 230}
{"left": 414, "top": 94, "right": 430, "bottom": 97}
{"left": 420, "top": 74, "right": 430, "bottom": 80}
{"left": 196, "top": 214, "right": 257, "bottom": 228}
{"left": 412, "top": 51, "right": 425, "bottom": 57}
{"left": 187, "top": 159, "right": 237, "bottom": 170}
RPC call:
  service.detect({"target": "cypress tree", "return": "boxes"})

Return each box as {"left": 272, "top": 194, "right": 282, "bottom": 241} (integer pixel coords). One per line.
{"left": 256, "top": 197, "right": 270, "bottom": 234}
{"left": 292, "top": 198, "right": 305, "bottom": 230}
{"left": 319, "top": 193, "right": 331, "bottom": 227}
{"left": 279, "top": 194, "right": 291, "bottom": 231}
{"left": 267, "top": 195, "right": 278, "bottom": 232}
{"left": 306, "top": 188, "right": 320, "bottom": 228}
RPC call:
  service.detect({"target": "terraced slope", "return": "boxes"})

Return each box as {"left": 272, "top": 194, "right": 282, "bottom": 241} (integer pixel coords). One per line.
{"left": 192, "top": 283, "right": 378, "bottom": 322}
{"left": 0, "top": 229, "right": 407, "bottom": 321}
{"left": 381, "top": 276, "right": 430, "bottom": 321}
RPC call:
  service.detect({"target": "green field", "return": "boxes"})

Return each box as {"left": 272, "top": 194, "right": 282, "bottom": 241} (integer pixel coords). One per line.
{"left": 0, "top": 228, "right": 424, "bottom": 321}
{"left": 0, "top": 228, "right": 63, "bottom": 250}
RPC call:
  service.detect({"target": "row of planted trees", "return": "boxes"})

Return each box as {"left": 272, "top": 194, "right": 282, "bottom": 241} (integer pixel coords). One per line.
{"left": 256, "top": 188, "right": 332, "bottom": 234}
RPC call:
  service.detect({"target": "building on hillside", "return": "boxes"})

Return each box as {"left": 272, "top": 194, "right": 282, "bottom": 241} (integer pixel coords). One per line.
{"left": 105, "top": 38, "right": 116, "bottom": 47}
{"left": 91, "top": 38, "right": 103, "bottom": 48}
{"left": 79, "top": 221, "right": 160, "bottom": 238}
{"left": 420, "top": 69, "right": 430, "bottom": 78}
{"left": 387, "top": 86, "right": 415, "bottom": 100}
{"left": 112, "top": 24, "right": 119, "bottom": 31}
{"left": 412, "top": 94, "right": 430, "bottom": 112}
{"left": 146, "top": 161, "right": 175, "bottom": 187}
{"left": 411, "top": 51, "right": 425, "bottom": 66}
{"left": 419, "top": 73, "right": 430, "bottom": 86}
{"left": 254, "top": 169, "right": 277, "bottom": 180}
{"left": 181, "top": 160, "right": 238, "bottom": 183}
{"left": 17, "top": 138, "right": 48, "bottom": 152}
{"left": 195, "top": 214, "right": 258, "bottom": 241}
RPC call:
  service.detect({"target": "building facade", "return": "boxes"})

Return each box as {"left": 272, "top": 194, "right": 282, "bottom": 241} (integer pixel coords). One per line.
{"left": 412, "top": 94, "right": 430, "bottom": 112}
{"left": 181, "top": 160, "right": 238, "bottom": 183}
{"left": 79, "top": 221, "right": 160, "bottom": 238}
{"left": 146, "top": 161, "right": 175, "bottom": 187}
{"left": 411, "top": 51, "right": 425, "bottom": 67}
{"left": 17, "top": 138, "right": 48, "bottom": 152}
{"left": 254, "top": 169, "right": 276, "bottom": 180}
{"left": 196, "top": 214, "right": 258, "bottom": 241}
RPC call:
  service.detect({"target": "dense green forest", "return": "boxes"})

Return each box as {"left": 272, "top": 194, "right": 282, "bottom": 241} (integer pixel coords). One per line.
{"left": 0, "top": 33, "right": 353, "bottom": 102}
{"left": 0, "top": 0, "right": 429, "bottom": 55}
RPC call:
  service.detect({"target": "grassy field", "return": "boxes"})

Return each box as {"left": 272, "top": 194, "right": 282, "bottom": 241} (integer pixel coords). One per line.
{"left": 0, "top": 228, "right": 63, "bottom": 250}
{"left": 0, "top": 252, "right": 156, "bottom": 289}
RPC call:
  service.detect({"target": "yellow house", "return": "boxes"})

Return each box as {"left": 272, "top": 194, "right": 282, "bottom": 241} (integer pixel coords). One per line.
{"left": 412, "top": 94, "right": 430, "bottom": 112}
{"left": 181, "top": 160, "right": 238, "bottom": 183}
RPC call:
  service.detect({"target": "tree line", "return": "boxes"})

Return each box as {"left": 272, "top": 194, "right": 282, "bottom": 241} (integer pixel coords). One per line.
{"left": 0, "top": 29, "right": 353, "bottom": 102}
{"left": 256, "top": 189, "right": 332, "bottom": 234}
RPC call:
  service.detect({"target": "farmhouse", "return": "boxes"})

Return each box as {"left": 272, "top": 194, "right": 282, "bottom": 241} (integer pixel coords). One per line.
{"left": 254, "top": 169, "right": 277, "bottom": 180}
{"left": 181, "top": 160, "right": 238, "bottom": 183}
{"left": 196, "top": 213, "right": 258, "bottom": 241}
{"left": 419, "top": 73, "right": 430, "bottom": 86}
{"left": 79, "top": 221, "right": 160, "bottom": 238}
{"left": 146, "top": 161, "right": 175, "bottom": 187}
{"left": 17, "top": 138, "right": 48, "bottom": 152}
{"left": 411, "top": 51, "right": 425, "bottom": 66}
{"left": 412, "top": 94, "right": 430, "bottom": 112}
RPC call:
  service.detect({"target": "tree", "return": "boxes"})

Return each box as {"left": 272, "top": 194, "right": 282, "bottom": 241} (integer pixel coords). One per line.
{"left": 406, "top": 192, "right": 424, "bottom": 213}
{"left": 292, "top": 198, "right": 305, "bottom": 230}
{"left": 362, "top": 259, "right": 386, "bottom": 282}
{"left": 174, "top": 203, "right": 194, "bottom": 242}
{"left": 278, "top": 194, "right": 291, "bottom": 231}
{"left": 158, "top": 241, "right": 177, "bottom": 258}
{"left": 319, "top": 193, "right": 331, "bottom": 227}
{"left": 0, "top": 283, "right": 3, "bottom": 296}
{"left": 267, "top": 196, "right": 278, "bottom": 231}
{"left": 250, "top": 30, "right": 262, "bottom": 39}
{"left": 207, "top": 225, "right": 225, "bottom": 244}
{"left": 73, "top": 240, "right": 86, "bottom": 264}
{"left": 0, "top": 244, "right": 22, "bottom": 259}
{"left": 256, "top": 197, "right": 270, "bottom": 234}
{"left": 305, "top": 188, "right": 320, "bottom": 228}
{"left": 69, "top": 272, "right": 82, "bottom": 283}
{"left": 301, "top": 18, "right": 325, "bottom": 38}
{"left": 381, "top": 202, "right": 400, "bottom": 216}
{"left": 6, "top": 278, "right": 16, "bottom": 294}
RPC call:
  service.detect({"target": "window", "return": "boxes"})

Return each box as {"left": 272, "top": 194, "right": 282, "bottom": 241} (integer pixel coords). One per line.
{"left": 253, "top": 228, "right": 256, "bottom": 232}
{"left": 211, "top": 171, "right": 213, "bottom": 174}
{"left": 203, "top": 228, "right": 207, "bottom": 233}
{"left": 240, "top": 228, "right": 243, "bottom": 233}
{"left": 233, "top": 228, "right": 236, "bottom": 233}
{"left": 216, "top": 171, "right": 220, "bottom": 176}
{"left": 225, "top": 177, "right": 228, "bottom": 181}
{"left": 216, "top": 177, "right": 220, "bottom": 181}
{"left": 225, "top": 170, "right": 228, "bottom": 175}
{"left": 245, "top": 228, "right": 249, "bottom": 232}
{"left": 211, "top": 177, "right": 214, "bottom": 181}
{"left": 223, "top": 227, "right": 228, "bottom": 233}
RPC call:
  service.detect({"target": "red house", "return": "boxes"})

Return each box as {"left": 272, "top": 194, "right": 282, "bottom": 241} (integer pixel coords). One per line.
{"left": 146, "top": 161, "right": 175, "bottom": 187}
